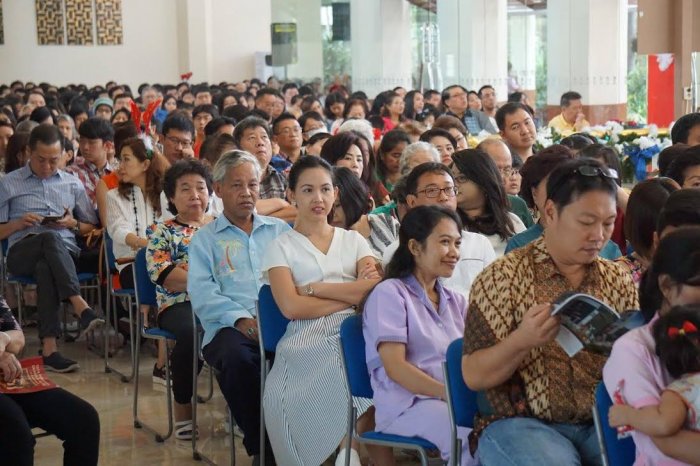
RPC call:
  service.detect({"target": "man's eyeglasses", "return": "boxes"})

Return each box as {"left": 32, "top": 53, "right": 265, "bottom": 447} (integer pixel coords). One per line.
{"left": 414, "top": 186, "right": 459, "bottom": 198}
{"left": 499, "top": 167, "right": 517, "bottom": 177}
{"left": 165, "top": 136, "right": 193, "bottom": 147}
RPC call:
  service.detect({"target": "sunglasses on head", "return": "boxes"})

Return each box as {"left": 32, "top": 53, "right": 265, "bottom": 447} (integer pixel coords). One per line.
{"left": 574, "top": 165, "right": 618, "bottom": 180}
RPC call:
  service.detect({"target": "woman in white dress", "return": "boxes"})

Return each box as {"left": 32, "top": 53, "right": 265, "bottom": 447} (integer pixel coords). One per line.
{"left": 262, "top": 156, "right": 381, "bottom": 466}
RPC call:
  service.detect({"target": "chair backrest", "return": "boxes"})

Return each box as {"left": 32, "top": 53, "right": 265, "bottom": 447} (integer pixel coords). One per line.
{"left": 593, "top": 382, "right": 636, "bottom": 466}
{"left": 257, "top": 284, "right": 290, "bottom": 353}
{"left": 103, "top": 231, "right": 118, "bottom": 274}
{"left": 445, "top": 338, "right": 478, "bottom": 428}
{"left": 133, "top": 248, "right": 157, "bottom": 307}
{"left": 339, "top": 314, "right": 373, "bottom": 399}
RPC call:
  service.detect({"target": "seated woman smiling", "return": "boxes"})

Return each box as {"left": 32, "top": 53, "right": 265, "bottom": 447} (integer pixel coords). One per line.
{"left": 362, "top": 205, "right": 477, "bottom": 465}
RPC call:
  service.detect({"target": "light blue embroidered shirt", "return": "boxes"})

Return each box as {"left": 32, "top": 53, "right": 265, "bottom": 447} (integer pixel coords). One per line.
{"left": 0, "top": 165, "right": 98, "bottom": 252}
{"left": 188, "top": 213, "right": 291, "bottom": 348}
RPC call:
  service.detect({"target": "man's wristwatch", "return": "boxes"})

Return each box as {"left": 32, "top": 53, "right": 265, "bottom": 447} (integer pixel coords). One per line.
{"left": 71, "top": 220, "right": 81, "bottom": 235}
{"left": 304, "top": 284, "right": 314, "bottom": 296}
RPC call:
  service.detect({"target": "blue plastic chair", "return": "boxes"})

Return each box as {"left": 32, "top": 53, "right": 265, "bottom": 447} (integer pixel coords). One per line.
{"left": 339, "top": 314, "right": 443, "bottom": 466}
{"left": 255, "top": 284, "right": 290, "bottom": 466}
{"left": 442, "top": 339, "right": 478, "bottom": 466}
{"left": 592, "top": 382, "right": 636, "bottom": 466}
{"left": 103, "top": 232, "right": 136, "bottom": 381}
{"left": 132, "top": 248, "right": 174, "bottom": 442}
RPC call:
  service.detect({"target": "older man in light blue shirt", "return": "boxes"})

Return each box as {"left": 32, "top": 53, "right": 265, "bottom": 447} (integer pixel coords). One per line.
{"left": 0, "top": 125, "right": 102, "bottom": 373}
{"left": 188, "top": 149, "right": 289, "bottom": 464}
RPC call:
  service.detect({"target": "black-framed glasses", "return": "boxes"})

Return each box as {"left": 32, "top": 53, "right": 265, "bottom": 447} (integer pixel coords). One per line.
{"left": 414, "top": 186, "right": 459, "bottom": 198}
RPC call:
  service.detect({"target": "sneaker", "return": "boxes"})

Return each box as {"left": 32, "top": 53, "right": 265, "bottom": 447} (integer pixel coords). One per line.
{"left": 43, "top": 351, "right": 80, "bottom": 373}
{"left": 78, "top": 308, "right": 105, "bottom": 336}
{"left": 152, "top": 363, "right": 167, "bottom": 388}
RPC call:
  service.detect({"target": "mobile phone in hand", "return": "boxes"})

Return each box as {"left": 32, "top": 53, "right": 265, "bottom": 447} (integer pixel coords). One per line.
{"left": 41, "top": 215, "right": 64, "bottom": 225}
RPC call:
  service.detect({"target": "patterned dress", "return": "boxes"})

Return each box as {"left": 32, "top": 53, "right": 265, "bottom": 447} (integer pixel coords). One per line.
{"left": 261, "top": 228, "right": 374, "bottom": 466}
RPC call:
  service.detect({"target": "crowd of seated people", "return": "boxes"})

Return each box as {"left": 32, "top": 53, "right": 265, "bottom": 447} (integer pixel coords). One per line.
{"left": 1, "top": 77, "right": 700, "bottom": 466}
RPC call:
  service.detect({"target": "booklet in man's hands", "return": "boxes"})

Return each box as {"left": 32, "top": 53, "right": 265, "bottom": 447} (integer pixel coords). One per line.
{"left": 551, "top": 292, "right": 644, "bottom": 357}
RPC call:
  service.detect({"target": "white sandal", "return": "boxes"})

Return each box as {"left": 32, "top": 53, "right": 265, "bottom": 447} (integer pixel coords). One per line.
{"left": 335, "top": 448, "right": 361, "bottom": 466}
{"left": 174, "top": 420, "right": 198, "bottom": 440}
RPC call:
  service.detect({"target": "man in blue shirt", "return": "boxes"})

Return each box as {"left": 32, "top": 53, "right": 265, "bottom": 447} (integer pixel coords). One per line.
{"left": 442, "top": 84, "right": 497, "bottom": 135}
{"left": 189, "top": 150, "right": 289, "bottom": 465}
{"left": 0, "top": 125, "right": 104, "bottom": 372}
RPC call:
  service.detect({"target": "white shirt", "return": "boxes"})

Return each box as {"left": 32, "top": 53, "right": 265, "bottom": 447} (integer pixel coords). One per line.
{"left": 382, "top": 230, "right": 496, "bottom": 301}
{"left": 486, "top": 212, "right": 526, "bottom": 257}
{"left": 106, "top": 186, "right": 158, "bottom": 271}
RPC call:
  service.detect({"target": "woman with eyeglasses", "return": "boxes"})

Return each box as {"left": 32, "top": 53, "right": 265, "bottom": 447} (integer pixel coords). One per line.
{"left": 451, "top": 149, "right": 525, "bottom": 256}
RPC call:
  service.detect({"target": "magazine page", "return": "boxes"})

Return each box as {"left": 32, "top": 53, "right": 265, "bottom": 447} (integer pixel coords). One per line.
{"left": 551, "top": 293, "right": 632, "bottom": 357}
{"left": 0, "top": 356, "right": 58, "bottom": 394}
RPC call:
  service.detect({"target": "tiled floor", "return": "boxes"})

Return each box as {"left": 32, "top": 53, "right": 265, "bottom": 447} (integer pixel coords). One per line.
{"left": 25, "top": 327, "right": 429, "bottom": 466}
{"left": 26, "top": 327, "right": 249, "bottom": 466}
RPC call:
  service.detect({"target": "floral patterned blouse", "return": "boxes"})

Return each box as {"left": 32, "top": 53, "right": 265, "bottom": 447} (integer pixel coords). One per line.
{"left": 146, "top": 218, "right": 206, "bottom": 314}
{"left": 0, "top": 296, "right": 20, "bottom": 332}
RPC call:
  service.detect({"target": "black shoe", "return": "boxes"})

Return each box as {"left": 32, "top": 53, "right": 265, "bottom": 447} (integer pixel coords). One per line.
{"left": 43, "top": 351, "right": 80, "bottom": 373}
{"left": 78, "top": 308, "right": 105, "bottom": 336}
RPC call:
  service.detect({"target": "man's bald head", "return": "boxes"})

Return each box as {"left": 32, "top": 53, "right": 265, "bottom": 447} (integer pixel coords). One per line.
{"left": 478, "top": 138, "right": 513, "bottom": 185}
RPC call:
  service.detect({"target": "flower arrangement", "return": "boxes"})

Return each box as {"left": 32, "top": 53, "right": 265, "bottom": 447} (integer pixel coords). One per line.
{"left": 534, "top": 121, "right": 671, "bottom": 183}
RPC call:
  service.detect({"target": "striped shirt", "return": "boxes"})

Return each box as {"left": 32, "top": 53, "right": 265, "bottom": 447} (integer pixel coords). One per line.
{"left": 0, "top": 164, "right": 98, "bottom": 252}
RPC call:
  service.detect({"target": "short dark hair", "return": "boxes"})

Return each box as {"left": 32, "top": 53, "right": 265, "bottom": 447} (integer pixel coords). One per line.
{"left": 272, "top": 112, "right": 298, "bottom": 134}
{"left": 324, "top": 92, "right": 347, "bottom": 120}
{"left": 653, "top": 305, "right": 700, "bottom": 378}
{"left": 657, "top": 189, "right": 700, "bottom": 235}
{"left": 578, "top": 144, "right": 622, "bottom": 186}
{"left": 307, "top": 132, "right": 331, "bottom": 147}
{"left": 560, "top": 91, "right": 582, "bottom": 107}
{"left": 560, "top": 133, "right": 595, "bottom": 153}
{"left": 404, "top": 162, "right": 454, "bottom": 195}
{"left": 78, "top": 116, "right": 114, "bottom": 142}
{"left": 383, "top": 205, "right": 462, "bottom": 280}
{"left": 658, "top": 143, "right": 689, "bottom": 176}
{"left": 204, "top": 116, "right": 236, "bottom": 137}
{"left": 320, "top": 132, "right": 364, "bottom": 167}
{"left": 28, "top": 124, "right": 62, "bottom": 151}
{"left": 193, "top": 85, "right": 211, "bottom": 97}
{"left": 192, "top": 104, "right": 220, "bottom": 120}
{"left": 440, "top": 85, "right": 467, "bottom": 104}
{"left": 432, "top": 115, "right": 467, "bottom": 136}
{"left": 477, "top": 85, "right": 494, "bottom": 98}
{"left": 667, "top": 146, "right": 700, "bottom": 186}
{"left": 546, "top": 158, "right": 617, "bottom": 211}
{"left": 233, "top": 116, "right": 270, "bottom": 147}
{"left": 298, "top": 111, "right": 324, "bottom": 132}
{"left": 333, "top": 166, "right": 370, "bottom": 228}
{"left": 288, "top": 155, "right": 333, "bottom": 191}
{"left": 255, "top": 88, "right": 281, "bottom": 101}
{"left": 624, "top": 178, "right": 679, "bottom": 260}
{"left": 495, "top": 102, "right": 533, "bottom": 131}
{"left": 640, "top": 227, "right": 700, "bottom": 321}
{"left": 281, "top": 82, "right": 298, "bottom": 93}
{"left": 671, "top": 113, "right": 700, "bottom": 144}
{"left": 162, "top": 112, "right": 195, "bottom": 138}
{"left": 419, "top": 127, "right": 457, "bottom": 149}
{"left": 163, "top": 159, "right": 213, "bottom": 214}
{"left": 199, "top": 133, "right": 236, "bottom": 167}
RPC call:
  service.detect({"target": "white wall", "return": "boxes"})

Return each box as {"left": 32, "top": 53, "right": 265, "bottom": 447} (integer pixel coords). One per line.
{"left": 0, "top": 0, "right": 272, "bottom": 88}
{"left": 0, "top": 0, "right": 179, "bottom": 89}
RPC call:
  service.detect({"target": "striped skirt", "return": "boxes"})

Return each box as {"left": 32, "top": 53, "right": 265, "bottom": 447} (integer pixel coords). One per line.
{"left": 263, "top": 309, "right": 371, "bottom": 466}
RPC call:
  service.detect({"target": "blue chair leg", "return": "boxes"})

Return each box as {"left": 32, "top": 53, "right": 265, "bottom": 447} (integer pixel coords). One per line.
{"left": 104, "top": 294, "right": 136, "bottom": 382}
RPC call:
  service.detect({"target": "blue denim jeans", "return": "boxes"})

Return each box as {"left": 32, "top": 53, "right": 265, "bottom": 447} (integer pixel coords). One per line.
{"left": 478, "top": 417, "right": 602, "bottom": 466}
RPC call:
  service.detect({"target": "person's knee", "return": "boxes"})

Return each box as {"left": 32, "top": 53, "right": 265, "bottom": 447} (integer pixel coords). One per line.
{"left": 37, "top": 230, "right": 64, "bottom": 246}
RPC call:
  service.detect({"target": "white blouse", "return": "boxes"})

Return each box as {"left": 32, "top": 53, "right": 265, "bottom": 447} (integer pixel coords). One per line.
{"left": 106, "top": 185, "right": 158, "bottom": 271}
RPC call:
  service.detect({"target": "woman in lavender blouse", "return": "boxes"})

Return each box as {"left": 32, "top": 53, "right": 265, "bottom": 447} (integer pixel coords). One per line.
{"left": 362, "top": 205, "right": 477, "bottom": 465}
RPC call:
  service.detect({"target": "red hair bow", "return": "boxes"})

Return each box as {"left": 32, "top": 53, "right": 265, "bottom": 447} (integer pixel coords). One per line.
{"left": 668, "top": 321, "right": 698, "bottom": 339}
{"left": 180, "top": 72, "right": 193, "bottom": 81}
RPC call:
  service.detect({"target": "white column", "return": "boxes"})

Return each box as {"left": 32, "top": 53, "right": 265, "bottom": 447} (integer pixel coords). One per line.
{"left": 508, "top": 13, "right": 537, "bottom": 92}
{"left": 546, "top": 0, "right": 628, "bottom": 122}
{"left": 270, "top": 0, "right": 323, "bottom": 82}
{"left": 438, "top": 0, "right": 508, "bottom": 96}
{"left": 350, "top": 0, "right": 413, "bottom": 98}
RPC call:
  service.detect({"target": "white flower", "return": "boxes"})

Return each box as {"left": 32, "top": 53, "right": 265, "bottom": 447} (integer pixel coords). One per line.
{"left": 648, "top": 124, "right": 659, "bottom": 138}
